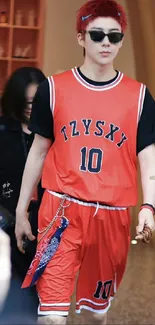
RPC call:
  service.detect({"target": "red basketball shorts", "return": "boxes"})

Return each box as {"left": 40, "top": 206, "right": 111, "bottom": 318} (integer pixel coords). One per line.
{"left": 36, "top": 190, "right": 131, "bottom": 316}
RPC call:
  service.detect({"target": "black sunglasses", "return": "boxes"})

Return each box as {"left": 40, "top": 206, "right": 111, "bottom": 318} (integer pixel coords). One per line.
{"left": 86, "top": 30, "right": 124, "bottom": 44}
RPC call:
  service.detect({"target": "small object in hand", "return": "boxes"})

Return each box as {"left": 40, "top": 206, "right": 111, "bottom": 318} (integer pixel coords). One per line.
{"left": 22, "top": 235, "right": 37, "bottom": 256}
{"left": 22, "top": 235, "right": 29, "bottom": 251}
{"left": 141, "top": 226, "right": 152, "bottom": 244}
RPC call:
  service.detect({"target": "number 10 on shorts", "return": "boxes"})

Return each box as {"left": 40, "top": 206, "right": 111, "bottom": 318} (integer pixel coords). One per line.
{"left": 80, "top": 147, "right": 103, "bottom": 173}
{"left": 94, "top": 280, "right": 112, "bottom": 300}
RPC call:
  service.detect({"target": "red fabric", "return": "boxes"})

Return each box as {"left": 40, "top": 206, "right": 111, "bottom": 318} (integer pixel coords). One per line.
{"left": 42, "top": 69, "right": 143, "bottom": 206}
{"left": 27, "top": 191, "right": 131, "bottom": 315}
{"left": 22, "top": 209, "right": 62, "bottom": 288}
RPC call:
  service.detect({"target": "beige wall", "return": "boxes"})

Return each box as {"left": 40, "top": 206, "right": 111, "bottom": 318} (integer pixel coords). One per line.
{"left": 43, "top": 0, "right": 85, "bottom": 76}
{"left": 43, "top": 0, "right": 136, "bottom": 79}
{"left": 114, "top": 0, "right": 136, "bottom": 78}
{"left": 127, "top": 0, "right": 155, "bottom": 97}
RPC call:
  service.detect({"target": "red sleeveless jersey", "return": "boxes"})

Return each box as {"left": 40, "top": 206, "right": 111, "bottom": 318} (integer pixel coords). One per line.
{"left": 42, "top": 68, "right": 146, "bottom": 206}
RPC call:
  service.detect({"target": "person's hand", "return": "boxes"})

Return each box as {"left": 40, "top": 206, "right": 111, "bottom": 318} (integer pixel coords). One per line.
{"left": 15, "top": 211, "right": 35, "bottom": 253}
{"left": 0, "top": 229, "right": 11, "bottom": 310}
{"left": 135, "top": 208, "right": 155, "bottom": 243}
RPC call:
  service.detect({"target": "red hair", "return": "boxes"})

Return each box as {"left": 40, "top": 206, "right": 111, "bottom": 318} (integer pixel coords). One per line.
{"left": 76, "top": 0, "right": 127, "bottom": 33}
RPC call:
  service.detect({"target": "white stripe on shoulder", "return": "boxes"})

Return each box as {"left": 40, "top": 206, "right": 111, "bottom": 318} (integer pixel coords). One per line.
{"left": 137, "top": 84, "right": 146, "bottom": 123}
{"left": 47, "top": 76, "right": 56, "bottom": 115}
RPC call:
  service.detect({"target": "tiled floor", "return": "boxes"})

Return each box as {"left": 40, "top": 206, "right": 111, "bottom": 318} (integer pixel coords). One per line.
{"left": 68, "top": 237, "right": 155, "bottom": 324}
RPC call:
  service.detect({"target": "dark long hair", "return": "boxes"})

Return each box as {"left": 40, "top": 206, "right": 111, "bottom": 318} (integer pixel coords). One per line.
{"left": 1, "top": 67, "right": 46, "bottom": 122}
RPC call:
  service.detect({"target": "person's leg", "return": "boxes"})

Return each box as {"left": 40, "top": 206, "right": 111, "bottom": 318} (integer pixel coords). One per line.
{"left": 34, "top": 192, "right": 84, "bottom": 324}
{"left": 37, "top": 315, "right": 67, "bottom": 325}
{"left": 80, "top": 310, "right": 107, "bottom": 325}
{"left": 76, "top": 206, "right": 131, "bottom": 325}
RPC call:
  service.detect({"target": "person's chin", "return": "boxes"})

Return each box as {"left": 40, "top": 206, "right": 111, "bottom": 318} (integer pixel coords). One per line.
{"left": 97, "top": 57, "right": 113, "bottom": 65}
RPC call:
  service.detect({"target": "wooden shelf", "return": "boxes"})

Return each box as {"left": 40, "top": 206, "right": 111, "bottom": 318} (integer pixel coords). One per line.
{"left": 0, "top": 0, "right": 45, "bottom": 93}
{"left": 0, "top": 60, "right": 8, "bottom": 94}
{"left": 0, "top": 57, "right": 10, "bottom": 61}
{"left": 11, "top": 58, "right": 37, "bottom": 62}
{"left": 0, "top": 24, "right": 11, "bottom": 28}
{"left": 13, "top": 25, "right": 40, "bottom": 30}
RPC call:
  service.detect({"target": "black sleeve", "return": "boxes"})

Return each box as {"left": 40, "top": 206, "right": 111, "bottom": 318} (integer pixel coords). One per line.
{"left": 28, "top": 78, "right": 54, "bottom": 140}
{"left": 137, "top": 88, "right": 155, "bottom": 154}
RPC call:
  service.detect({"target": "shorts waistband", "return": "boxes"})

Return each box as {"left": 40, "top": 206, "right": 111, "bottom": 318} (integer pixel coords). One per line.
{"left": 47, "top": 190, "right": 127, "bottom": 211}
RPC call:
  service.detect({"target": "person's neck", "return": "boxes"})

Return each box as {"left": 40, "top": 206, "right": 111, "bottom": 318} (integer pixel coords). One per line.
{"left": 22, "top": 123, "right": 31, "bottom": 134}
{"left": 80, "top": 59, "right": 116, "bottom": 82}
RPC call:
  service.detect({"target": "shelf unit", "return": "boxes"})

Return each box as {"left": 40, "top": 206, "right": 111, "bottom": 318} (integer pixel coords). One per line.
{"left": 0, "top": 0, "right": 45, "bottom": 93}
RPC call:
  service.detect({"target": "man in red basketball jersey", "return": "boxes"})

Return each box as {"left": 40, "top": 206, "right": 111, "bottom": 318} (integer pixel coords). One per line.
{"left": 15, "top": 0, "right": 155, "bottom": 324}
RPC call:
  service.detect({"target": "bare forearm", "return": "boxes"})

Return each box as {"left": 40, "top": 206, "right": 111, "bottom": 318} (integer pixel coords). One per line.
{"left": 16, "top": 134, "right": 52, "bottom": 214}
{"left": 141, "top": 165, "right": 155, "bottom": 206}
{"left": 16, "top": 150, "right": 44, "bottom": 212}
{"left": 139, "top": 144, "right": 155, "bottom": 206}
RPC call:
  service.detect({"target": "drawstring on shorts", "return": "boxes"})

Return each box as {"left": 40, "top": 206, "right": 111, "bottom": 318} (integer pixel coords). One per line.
{"left": 93, "top": 201, "right": 99, "bottom": 217}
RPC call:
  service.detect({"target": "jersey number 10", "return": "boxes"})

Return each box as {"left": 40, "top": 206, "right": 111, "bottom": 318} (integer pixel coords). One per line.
{"left": 80, "top": 147, "right": 103, "bottom": 173}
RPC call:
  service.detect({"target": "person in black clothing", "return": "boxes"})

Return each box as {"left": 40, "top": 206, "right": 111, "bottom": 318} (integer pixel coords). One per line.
{"left": 0, "top": 67, "right": 45, "bottom": 323}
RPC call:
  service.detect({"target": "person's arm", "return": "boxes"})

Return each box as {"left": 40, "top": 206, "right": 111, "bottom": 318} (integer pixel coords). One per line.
{"left": 136, "top": 88, "right": 155, "bottom": 240}
{"left": 138, "top": 144, "right": 155, "bottom": 206}
{"left": 15, "top": 135, "right": 51, "bottom": 252}
{"left": 16, "top": 134, "right": 51, "bottom": 213}
{"left": 15, "top": 78, "right": 54, "bottom": 252}
{"left": 136, "top": 144, "right": 155, "bottom": 239}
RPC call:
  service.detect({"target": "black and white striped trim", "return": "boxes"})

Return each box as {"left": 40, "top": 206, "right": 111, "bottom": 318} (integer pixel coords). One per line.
{"left": 76, "top": 297, "right": 113, "bottom": 314}
{"left": 137, "top": 83, "right": 146, "bottom": 123}
{"left": 47, "top": 76, "right": 56, "bottom": 115}
{"left": 38, "top": 309, "right": 69, "bottom": 316}
{"left": 38, "top": 302, "right": 70, "bottom": 316}
{"left": 72, "top": 67, "right": 123, "bottom": 91}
